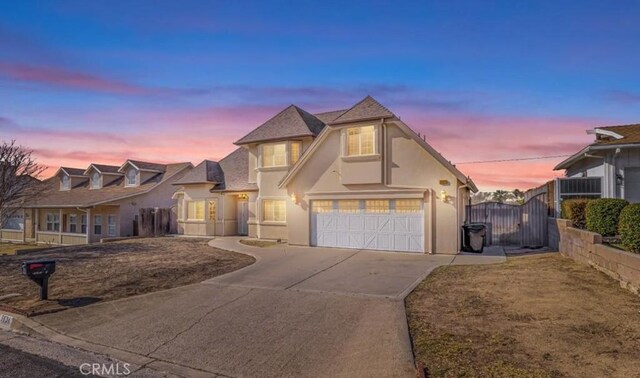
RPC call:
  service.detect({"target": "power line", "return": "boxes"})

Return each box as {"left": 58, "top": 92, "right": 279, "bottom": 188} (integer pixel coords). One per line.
{"left": 455, "top": 154, "right": 572, "bottom": 165}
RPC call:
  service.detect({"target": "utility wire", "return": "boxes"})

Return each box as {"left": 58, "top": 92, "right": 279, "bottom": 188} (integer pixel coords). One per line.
{"left": 455, "top": 154, "right": 572, "bottom": 165}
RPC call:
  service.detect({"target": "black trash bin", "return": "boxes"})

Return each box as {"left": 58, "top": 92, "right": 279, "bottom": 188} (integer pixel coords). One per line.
{"left": 461, "top": 223, "right": 486, "bottom": 253}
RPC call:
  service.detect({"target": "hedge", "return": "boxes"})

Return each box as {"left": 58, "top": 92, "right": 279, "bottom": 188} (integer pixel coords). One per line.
{"left": 585, "top": 198, "right": 629, "bottom": 237}
{"left": 560, "top": 199, "right": 591, "bottom": 229}
{"left": 619, "top": 204, "right": 640, "bottom": 253}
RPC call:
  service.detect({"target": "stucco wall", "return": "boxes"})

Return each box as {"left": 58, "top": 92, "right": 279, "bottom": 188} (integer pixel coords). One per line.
{"left": 556, "top": 218, "right": 640, "bottom": 295}
{"left": 285, "top": 122, "right": 465, "bottom": 254}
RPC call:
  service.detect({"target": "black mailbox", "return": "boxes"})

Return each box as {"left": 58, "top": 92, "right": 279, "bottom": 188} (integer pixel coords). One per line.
{"left": 21, "top": 260, "right": 56, "bottom": 300}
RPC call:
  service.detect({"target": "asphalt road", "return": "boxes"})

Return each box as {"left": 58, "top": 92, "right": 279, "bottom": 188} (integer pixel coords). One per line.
{"left": 0, "top": 343, "right": 83, "bottom": 378}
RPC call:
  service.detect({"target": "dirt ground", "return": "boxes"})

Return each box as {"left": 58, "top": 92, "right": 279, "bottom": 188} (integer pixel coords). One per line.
{"left": 0, "top": 237, "right": 255, "bottom": 315}
{"left": 406, "top": 253, "right": 640, "bottom": 378}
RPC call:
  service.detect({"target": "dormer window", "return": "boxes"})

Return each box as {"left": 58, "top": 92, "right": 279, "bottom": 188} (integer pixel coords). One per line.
{"left": 90, "top": 172, "right": 101, "bottom": 189}
{"left": 61, "top": 174, "right": 70, "bottom": 190}
{"left": 345, "top": 126, "right": 375, "bottom": 156}
{"left": 126, "top": 168, "right": 138, "bottom": 187}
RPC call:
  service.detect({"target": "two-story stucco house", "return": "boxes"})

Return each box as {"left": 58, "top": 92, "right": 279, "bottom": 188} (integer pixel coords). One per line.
{"left": 0, "top": 160, "right": 192, "bottom": 245}
{"left": 174, "top": 96, "right": 477, "bottom": 254}
{"left": 553, "top": 124, "right": 640, "bottom": 212}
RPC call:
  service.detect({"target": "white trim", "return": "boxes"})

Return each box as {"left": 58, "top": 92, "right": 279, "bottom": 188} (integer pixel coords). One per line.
{"left": 587, "top": 128, "right": 624, "bottom": 139}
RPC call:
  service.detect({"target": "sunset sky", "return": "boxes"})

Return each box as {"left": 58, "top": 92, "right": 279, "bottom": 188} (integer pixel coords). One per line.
{"left": 1, "top": 1, "right": 639, "bottom": 191}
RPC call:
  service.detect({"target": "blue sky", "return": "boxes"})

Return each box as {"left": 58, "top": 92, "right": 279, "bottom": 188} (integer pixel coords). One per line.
{"left": 1, "top": 0, "right": 639, "bottom": 189}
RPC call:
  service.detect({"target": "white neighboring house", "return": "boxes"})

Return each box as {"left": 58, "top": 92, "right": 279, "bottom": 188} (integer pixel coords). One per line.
{"left": 553, "top": 124, "right": 640, "bottom": 213}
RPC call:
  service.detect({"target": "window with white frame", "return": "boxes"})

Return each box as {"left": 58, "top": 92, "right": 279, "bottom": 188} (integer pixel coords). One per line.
{"left": 290, "top": 141, "right": 302, "bottom": 165}
{"left": 345, "top": 126, "right": 375, "bottom": 156}
{"left": 187, "top": 201, "right": 205, "bottom": 221}
{"left": 81, "top": 215, "right": 87, "bottom": 234}
{"left": 69, "top": 214, "right": 77, "bottom": 233}
{"left": 61, "top": 174, "right": 70, "bottom": 190}
{"left": 263, "top": 200, "right": 286, "bottom": 222}
{"left": 46, "top": 213, "right": 60, "bottom": 232}
{"left": 90, "top": 172, "right": 101, "bottom": 189}
{"left": 94, "top": 215, "right": 102, "bottom": 235}
{"left": 108, "top": 215, "right": 116, "bottom": 236}
{"left": 3, "top": 212, "right": 24, "bottom": 230}
{"left": 262, "top": 143, "right": 287, "bottom": 167}
{"left": 126, "top": 168, "right": 137, "bottom": 186}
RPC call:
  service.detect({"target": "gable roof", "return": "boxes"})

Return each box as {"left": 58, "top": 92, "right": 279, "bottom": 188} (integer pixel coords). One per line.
{"left": 85, "top": 163, "right": 122, "bottom": 175}
{"left": 594, "top": 124, "right": 640, "bottom": 145}
{"left": 173, "top": 160, "right": 224, "bottom": 185}
{"left": 279, "top": 118, "right": 477, "bottom": 192}
{"left": 119, "top": 160, "right": 166, "bottom": 173}
{"left": 234, "top": 105, "right": 326, "bottom": 145}
{"left": 554, "top": 123, "right": 640, "bottom": 170}
{"left": 329, "top": 96, "right": 394, "bottom": 125}
{"left": 57, "top": 167, "right": 86, "bottom": 177}
{"left": 28, "top": 162, "right": 192, "bottom": 208}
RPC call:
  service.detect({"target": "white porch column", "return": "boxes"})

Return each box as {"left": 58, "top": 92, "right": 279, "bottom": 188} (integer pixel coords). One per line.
{"left": 86, "top": 208, "right": 92, "bottom": 244}
{"left": 58, "top": 209, "right": 63, "bottom": 244}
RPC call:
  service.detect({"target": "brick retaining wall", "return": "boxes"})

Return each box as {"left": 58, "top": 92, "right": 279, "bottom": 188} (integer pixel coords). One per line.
{"left": 555, "top": 218, "right": 640, "bottom": 295}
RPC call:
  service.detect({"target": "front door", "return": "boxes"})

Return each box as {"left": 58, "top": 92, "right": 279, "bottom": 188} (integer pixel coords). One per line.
{"left": 237, "top": 201, "right": 248, "bottom": 236}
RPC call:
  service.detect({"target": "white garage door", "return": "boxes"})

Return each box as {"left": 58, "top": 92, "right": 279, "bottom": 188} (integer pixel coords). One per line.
{"left": 311, "top": 199, "right": 424, "bottom": 253}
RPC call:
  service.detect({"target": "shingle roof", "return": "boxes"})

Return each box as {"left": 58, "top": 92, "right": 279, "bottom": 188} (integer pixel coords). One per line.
{"left": 87, "top": 164, "right": 122, "bottom": 175}
{"left": 595, "top": 124, "right": 640, "bottom": 145}
{"left": 125, "top": 160, "right": 167, "bottom": 172}
{"left": 28, "top": 162, "right": 191, "bottom": 208}
{"left": 214, "top": 148, "right": 258, "bottom": 191}
{"left": 313, "top": 109, "right": 347, "bottom": 124}
{"left": 59, "top": 167, "right": 86, "bottom": 177}
{"left": 329, "top": 95, "right": 394, "bottom": 124}
{"left": 174, "top": 160, "right": 224, "bottom": 185}
{"left": 235, "top": 105, "right": 326, "bottom": 145}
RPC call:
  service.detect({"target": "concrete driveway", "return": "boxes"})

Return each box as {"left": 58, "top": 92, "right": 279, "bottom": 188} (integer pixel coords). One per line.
{"left": 33, "top": 238, "right": 503, "bottom": 377}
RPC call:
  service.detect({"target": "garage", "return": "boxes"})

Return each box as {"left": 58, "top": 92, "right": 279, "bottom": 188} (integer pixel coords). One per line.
{"left": 310, "top": 199, "right": 424, "bottom": 253}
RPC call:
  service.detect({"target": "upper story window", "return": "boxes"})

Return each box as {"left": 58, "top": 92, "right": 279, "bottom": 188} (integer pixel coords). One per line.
{"left": 126, "top": 168, "right": 138, "bottom": 186}
{"left": 90, "top": 172, "right": 101, "bottom": 189}
{"left": 60, "top": 174, "right": 70, "bottom": 190}
{"left": 290, "top": 142, "right": 301, "bottom": 165}
{"left": 261, "top": 141, "right": 303, "bottom": 168}
{"left": 262, "top": 143, "right": 287, "bottom": 167}
{"left": 346, "top": 126, "right": 375, "bottom": 156}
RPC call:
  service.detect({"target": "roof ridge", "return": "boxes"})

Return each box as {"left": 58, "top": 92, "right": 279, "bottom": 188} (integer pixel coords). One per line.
{"left": 600, "top": 123, "right": 640, "bottom": 129}
{"left": 330, "top": 95, "right": 395, "bottom": 124}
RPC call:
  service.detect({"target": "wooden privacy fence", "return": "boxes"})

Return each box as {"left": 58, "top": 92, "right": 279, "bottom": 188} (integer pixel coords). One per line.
{"left": 138, "top": 208, "right": 173, "bottom": 237}
{"left": 466, "top": 193, "right": 548, "bottom": 247}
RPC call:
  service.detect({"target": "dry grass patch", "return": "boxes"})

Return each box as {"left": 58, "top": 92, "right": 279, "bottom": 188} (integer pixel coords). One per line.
{"left": 0, "top": 243, "right": 45, "bottom": 256}
{"left": 0, "top": 237, "right": 254, "bottom": 315}
{"left": 406, "top": 253, "right": 640, "bottom": 378}
{"left": 239, "top": 239, "right": 278, "bottom": 248}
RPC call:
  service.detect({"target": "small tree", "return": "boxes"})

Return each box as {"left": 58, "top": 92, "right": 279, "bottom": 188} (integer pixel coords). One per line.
{"left": 492, "top": 190, "right": 510, "bottom": 204}
{"left": 0, "top": 141, "right": 47, "bottom": 237}
{"left": 512, "top": 189, "right": 525, "bottom": 205}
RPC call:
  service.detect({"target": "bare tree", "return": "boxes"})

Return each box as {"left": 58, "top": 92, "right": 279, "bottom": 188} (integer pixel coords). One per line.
{"left": 0, "top": 140, "right": 47, "bottom": 234}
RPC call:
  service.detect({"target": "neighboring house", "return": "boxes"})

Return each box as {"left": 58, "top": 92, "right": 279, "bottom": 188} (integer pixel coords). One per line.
{"left": 175, "top": 96, "right": 477, "bottom": 254}
{"left": 0, "top": 160, "right": 192, "bottom": 245}
{"left": 552, "top": 124, "right": 640, "bottom": 213}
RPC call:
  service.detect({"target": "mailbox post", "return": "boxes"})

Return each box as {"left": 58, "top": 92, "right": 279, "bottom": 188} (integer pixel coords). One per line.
{"left": 21, "top": 260, "right": 56, "bottom": 300}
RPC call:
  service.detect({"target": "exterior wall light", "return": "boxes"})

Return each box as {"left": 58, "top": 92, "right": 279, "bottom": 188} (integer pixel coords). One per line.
{"left": 290, "top": 193, "right": 298, "bottom": 204}
{"left": 237, "top": 193, "right": 248, "bottom": 200}
{"left": 440, "top": 190, "right": 449, "bottom": 202}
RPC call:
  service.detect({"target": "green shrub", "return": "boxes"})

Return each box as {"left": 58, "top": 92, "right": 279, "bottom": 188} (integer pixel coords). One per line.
{"left": 560, "top": 199, "right": 591, "bottom": 229}
{"left": 619, "top": 204, "right": 640, "bottom": 253}
{"left": 585, "top": 198, "right": 629, "bottom": 236}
